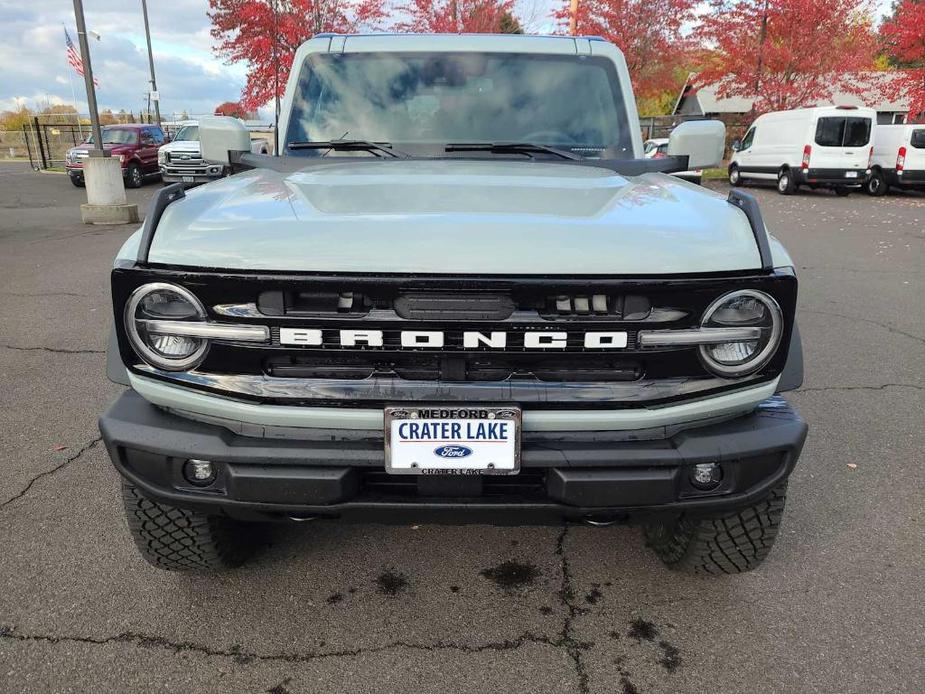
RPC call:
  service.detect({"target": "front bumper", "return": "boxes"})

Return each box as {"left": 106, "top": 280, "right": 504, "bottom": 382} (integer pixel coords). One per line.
{"left": 100, "top": 390, "right": 807, "bottom": 524}
{"left": 160, "top": 164, "right": 224, "bottom": 183}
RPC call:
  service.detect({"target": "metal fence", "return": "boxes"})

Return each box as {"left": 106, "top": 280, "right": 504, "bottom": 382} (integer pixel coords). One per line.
{"left": 639, "top": 114, "right": 751, "bottom": 151}
{"left": 18, "top": 119, "right": 89, "bottom": 170}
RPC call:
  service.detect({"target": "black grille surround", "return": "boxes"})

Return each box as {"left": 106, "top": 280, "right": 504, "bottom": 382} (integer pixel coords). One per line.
{"left": 112, "top": 264, "right": 798, "bottom": 409}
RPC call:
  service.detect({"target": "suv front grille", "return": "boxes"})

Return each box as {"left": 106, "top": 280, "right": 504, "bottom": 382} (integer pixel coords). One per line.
{"left": 112, "top": 268, "right": 798, "bottom": 406}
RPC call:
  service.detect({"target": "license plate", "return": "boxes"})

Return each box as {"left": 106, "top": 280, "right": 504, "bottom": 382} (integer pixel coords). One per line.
{"left": 844, "top": 171, "right": 858, "bottom": 178}
{"left": 182, "top": 176, "right": 195, "bottom": 183}
{"left": 384, "top": 406, "right": 521, "bottom": 475}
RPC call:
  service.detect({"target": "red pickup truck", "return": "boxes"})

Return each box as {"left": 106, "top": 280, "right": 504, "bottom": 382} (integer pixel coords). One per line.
{"left": 65, "top": 124, "right": 167, "bottom": 188}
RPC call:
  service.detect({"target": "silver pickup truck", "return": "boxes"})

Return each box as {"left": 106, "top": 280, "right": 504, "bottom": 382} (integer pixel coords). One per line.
{"left": 100, "top": 34, "right": 806, "bottom": 574}
{"left": 158, "top": 121, "right": 270, "bottom": 184}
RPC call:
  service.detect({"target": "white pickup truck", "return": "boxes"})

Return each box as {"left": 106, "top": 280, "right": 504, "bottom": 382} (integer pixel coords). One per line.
{"left": 158, "top": 122, "right": 271, "bottom": 184}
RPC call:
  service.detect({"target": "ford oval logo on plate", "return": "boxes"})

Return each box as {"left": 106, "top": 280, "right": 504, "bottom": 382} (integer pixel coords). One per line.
{"left": 434, "top": 445, "right": 473, "bottom": 459}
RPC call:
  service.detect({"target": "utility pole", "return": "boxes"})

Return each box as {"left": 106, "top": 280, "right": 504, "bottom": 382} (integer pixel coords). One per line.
{"left": 73, "top": 0, "right": 103, "bottom": 154}
{"left": 73, "top": 0, "right": 138, "bottom": 225}
{"left": 141, "top": 0, "right": 161, "bottom": 125}
{"left": 569, "top": 0, "right": 579, "bottom": 35}
{"left": 272, "top": 0, "right": 279, "bottom": 155}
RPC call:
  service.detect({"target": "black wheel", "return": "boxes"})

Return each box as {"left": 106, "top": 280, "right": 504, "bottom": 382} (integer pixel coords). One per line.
{"left": 728, "top": 164, "right": 742, "bottom": 187}
{"left": 866, "top": 171, "right": 888, "bottom": 196}
{"left": 644, "top": 483, "right": 788, "bottom": 574}
{"left": 776, "top": 168, "right": 797, "bottom": 195}
{"left": 69, "top": 177, "right": 84, "bottom": 188}
{"left": 126, "top": 163, "right": 143, "bottom": 188}
{"left": 834, "top": 187, "right": 852, "bottom": 197}
{"left": 121, "top": 482, "right": 258, "bottom": 571}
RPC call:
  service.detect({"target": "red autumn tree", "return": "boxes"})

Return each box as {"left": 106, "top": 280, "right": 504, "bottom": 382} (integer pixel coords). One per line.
{"left": 553, "top": 0, "right": 697, "bottom": 100}
{"left": 209, "top": 0, "right": 386, "bottom": 111}
{"left": 695, "top": 0, "right": 879, "bottom": 113}
{"left": 880, "top": 0, "right": 925, "bottom": 120}
{"left": 215, "top": 101, "right": 247, "bottom": 118}
{"left": 395, "top": 0, "right": 517, "bottom": 33}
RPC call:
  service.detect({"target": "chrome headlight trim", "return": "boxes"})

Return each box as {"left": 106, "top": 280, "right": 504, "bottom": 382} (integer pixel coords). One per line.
{"left": 698, "top": 289, "right": 783, "bottom": 378}
{"left": 124, "top": 282, "right": 210, "bottom": 371}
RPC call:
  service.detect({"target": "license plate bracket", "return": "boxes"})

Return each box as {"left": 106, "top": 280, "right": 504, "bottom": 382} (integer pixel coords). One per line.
{"left": 384, "top": 406, "right": 521, "bottom": 475}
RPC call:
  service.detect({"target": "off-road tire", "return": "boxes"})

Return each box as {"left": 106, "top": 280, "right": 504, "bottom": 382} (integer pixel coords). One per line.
{"left": 866, "top": 171, "right": 888, "bottom": 196}
{"left": 122, "top": 482, "right": 256, "bottom": 571}
{"left": 776, "top": 168, "right": 797, "bottom": 195}
{"left": 644, "top": 483, "right": 788, "bottom": 574}
{"left": 728, "top": 164, "right": 742, "bottom": 186}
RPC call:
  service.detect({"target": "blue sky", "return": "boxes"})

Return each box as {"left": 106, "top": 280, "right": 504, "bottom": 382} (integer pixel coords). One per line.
{"left": 0, "top": 0, "right": 897, "bottom": 119}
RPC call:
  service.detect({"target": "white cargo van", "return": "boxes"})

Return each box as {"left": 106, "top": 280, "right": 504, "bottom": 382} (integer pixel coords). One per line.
{"left": 866, "top": 124, "right": 925, "bottom": 195}
{"left": 729, "top": 106, "right": 876, "bottom": 195}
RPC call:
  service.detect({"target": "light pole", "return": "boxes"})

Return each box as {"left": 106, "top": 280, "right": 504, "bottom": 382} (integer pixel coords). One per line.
{"left": 72, "top": 0, "right": 138, "bottom": 224}
{"left": 73, "top": 0, "right": 104, "bottom": 154}
{"left": 141, "top": 0, "right": 161, "bottom": 126}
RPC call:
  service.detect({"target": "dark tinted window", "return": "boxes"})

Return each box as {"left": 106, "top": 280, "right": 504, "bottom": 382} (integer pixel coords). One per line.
{"left": 815, "top": 117, "right": 846, "bottom": 146}
{"left": 815, "top": 116, "right": 871, "bottom": 147}
{"left": 286, "top": 52, "right": 633, "bottom": 156}
{"left": 843, "top": 118, "right": 871, "bottom": 146}
{"left": 911, "top": 129, "right": 925, "bottom": 149}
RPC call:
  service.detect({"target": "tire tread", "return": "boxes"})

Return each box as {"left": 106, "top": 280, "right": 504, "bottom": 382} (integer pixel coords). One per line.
{"left": 121, "top": 482, "right": 254, "bottom": 571}
{"left": 645, "top": 483, "right": 787, "bottom": 574}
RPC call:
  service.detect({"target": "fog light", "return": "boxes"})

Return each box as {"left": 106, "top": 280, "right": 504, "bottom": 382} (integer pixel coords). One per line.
{"left": 690, "top": 462, "right": 723, "bottom": 490}
{"left": 183, "top": 459, "right": 216, "bottom": 486}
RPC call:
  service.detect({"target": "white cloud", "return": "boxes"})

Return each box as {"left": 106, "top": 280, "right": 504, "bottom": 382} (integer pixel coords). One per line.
{"left": 0, "top": 1, "right": 246, "bottom": 118}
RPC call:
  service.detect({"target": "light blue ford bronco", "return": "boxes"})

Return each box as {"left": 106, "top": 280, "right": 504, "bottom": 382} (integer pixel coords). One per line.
{"left": 100, "top": 34, "right": 806, "bottom": 573}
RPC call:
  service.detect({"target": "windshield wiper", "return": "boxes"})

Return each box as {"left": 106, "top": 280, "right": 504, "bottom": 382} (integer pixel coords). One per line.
{"left": 288, "top": 140, "right": 406, "bottom": 158}
{"left": 445, "top": 142, "right": 581, "bottom": 160}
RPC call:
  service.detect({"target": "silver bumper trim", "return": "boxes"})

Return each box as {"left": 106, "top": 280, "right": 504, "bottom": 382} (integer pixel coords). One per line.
{"left": 128, "top": 372, "right": 780, "bottom": 433}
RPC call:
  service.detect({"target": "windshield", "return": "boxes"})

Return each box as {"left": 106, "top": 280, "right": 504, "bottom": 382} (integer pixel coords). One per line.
{"left": 86, "top": 128, "right": 138, "bottom": 145}
{"left": 286, "top": 52, "right": 633, "bottom": 157}
{"left": 173, "top": 125, "right": 199, "bottom": 142}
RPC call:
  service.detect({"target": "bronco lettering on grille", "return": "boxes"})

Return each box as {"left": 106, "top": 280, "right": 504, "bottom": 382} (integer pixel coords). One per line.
{"left": 278, "top": 329, "right": 629, "bottom": 350}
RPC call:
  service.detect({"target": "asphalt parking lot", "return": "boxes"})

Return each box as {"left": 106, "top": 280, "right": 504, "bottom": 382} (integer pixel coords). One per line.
{"left": 0, "top": 161, "right": 923, "bottom": 693}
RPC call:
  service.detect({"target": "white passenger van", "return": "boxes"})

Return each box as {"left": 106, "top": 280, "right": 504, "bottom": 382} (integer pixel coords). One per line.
{"left": 729, "top": 106, "right": 876, "bottom": 195}
{"left": 866, "top": 124, "right": 925, "bottom": 195}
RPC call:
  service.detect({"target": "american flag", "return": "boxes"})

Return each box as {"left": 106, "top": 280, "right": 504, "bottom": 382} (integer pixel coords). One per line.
{"left": 65, "top": 28, "right": 99, "bottom": 88}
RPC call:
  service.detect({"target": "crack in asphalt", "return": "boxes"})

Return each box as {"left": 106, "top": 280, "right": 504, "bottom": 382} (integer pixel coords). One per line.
{"left": 555, "top": 526, "right": 591, "bottom": 694}
{"left": 800, "top": 308, "right": 925, "bottom": 347}
{"left": 796, "top": 383, "right": 924, "bottom": 394}
{"left": 0, "top": 291, "right": 89, "bottom": 298}
{"left": 0, "top": 527, "right": 596, "bottom": 685}
{"left": 0, "top": 344, "right": 105, "bottom": 354}
{"left": 0, "top": 626, "right": 557, "bottom": 663}
{"left": 0, "top": 437, "right": 103, "bottom": 510}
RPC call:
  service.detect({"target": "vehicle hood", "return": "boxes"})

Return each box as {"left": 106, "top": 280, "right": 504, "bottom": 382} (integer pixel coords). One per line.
{"left": 159, "top": 140, "right": 200, "bottom": 154}
{"left": 131, "top": 160, "right": 771, "bottom": 274}
{"left": 70, "top": 142, "right": 133, "bottom": 155}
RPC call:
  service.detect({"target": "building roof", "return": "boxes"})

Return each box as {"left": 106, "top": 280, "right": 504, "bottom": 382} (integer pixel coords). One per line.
{"left": 675, "top": 72, "right": 910, "bottom": 115}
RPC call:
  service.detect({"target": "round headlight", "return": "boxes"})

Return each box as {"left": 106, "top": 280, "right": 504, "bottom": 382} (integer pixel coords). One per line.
{"left": 699, "top": 289, "right": 782, "bottom": 377}
{"left": 124, "top": 283, "right": 209, "bottom": 371}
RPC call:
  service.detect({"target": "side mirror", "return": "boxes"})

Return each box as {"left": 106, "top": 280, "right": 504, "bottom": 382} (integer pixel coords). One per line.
{"left": 667, "top": 120, "right": 726, "bottom": 169}
{"left": 730, "top": 139, "right": 742, "bottom": 152}
{"left": 200, "top": 116, "right": 251, "bottom": 166}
